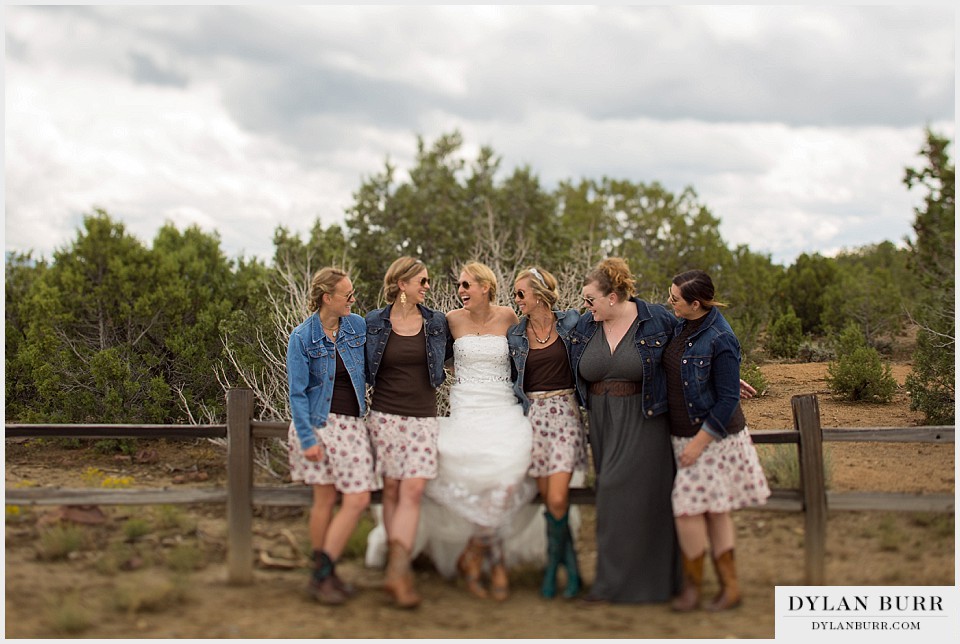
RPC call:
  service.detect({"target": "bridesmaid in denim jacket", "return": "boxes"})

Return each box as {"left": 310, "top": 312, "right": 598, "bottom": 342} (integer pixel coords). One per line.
{"left": 286, "top": 267, "right": 374, "bottom": 606}
{"left": 364, "top": 257, "right": 451, "bottom": 609}
{"left": 506, "top": 266, "right": 585, "bottom": 599}
{"left": 664, "top": 270, "right": 770, "bottom": 612}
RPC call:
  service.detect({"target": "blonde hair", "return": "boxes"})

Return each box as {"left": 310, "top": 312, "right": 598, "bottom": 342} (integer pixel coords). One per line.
{"left": 584, "top": 257, "right": 636, "bottom": 301}
{"left": 383, "top": 256, "right": 426, "bottom": 304}
{"left": 308, "top": 267, "right": 349, "bottom": 313}
{"left": 515, "top": 266, "right": 559, "bottom": 309}
{"left": 462, "top": 261, "right": 497, "bottom": 303}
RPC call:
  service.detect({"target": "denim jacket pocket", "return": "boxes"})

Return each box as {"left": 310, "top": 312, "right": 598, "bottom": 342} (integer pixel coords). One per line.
{"left": 346, "top": 335, "right": 366, "bottom": 349}
{"left": 691, "top": 356, "right": 712, "bottom": 382}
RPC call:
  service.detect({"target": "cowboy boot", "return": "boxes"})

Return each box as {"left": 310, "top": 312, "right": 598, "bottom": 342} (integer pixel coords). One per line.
{"left": 559, "top": 512, "right": 582, "bottom": 599}
{"left": 306, "top": 550, "right": 347, "bottom": 606}
{"left": 671, "top": 552, "right": 705, "bottom": 611}
{"left": 541, "top": 511, "right": 564, "bottom": 598}
{"left": 384, "top": 540, "right": 422, "bottom": 609}
{"left": 456, "top": 538, "right": 489, "bottom": 599}
{"left": 311, "top": 550, "right": 356, "bottom": 598}
{"left": 706, "top": 549, "right": 742, "bottom": 611}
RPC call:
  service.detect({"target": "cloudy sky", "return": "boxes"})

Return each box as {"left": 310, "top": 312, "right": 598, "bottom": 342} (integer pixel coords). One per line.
{"left": 4, "top": 5, "right": 955, "bottom": 266}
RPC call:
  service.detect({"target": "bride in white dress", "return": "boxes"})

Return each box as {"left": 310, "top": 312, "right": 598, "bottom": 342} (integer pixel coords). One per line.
{"left": 366, "top": 262, "right": 546, "bottom": 600}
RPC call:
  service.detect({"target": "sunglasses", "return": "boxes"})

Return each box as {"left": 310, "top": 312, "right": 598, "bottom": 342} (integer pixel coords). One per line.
{"left": 333, "top": 290, "right": 356, "bottom": 301}
{"left": 456, "top": 280, "right": 473, "bottom": 290}
{"left": 513, "top": 289, "right": 526, "bottom": 300}
{"left": 667, "top": 292, "right": 681, "bottom": 304}
{"left": 582, "top": 295, "right": 596, "bottom": 307}
{"left": 419, "top": 277, "right": 430, "bottom": 287}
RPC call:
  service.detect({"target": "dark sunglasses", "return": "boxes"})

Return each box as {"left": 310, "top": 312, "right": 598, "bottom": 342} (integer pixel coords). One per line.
{"left": 582, "top": 295, "right": 596, "bottom": 306}
{"left": 456, "top": 280, "right": 472, "bottom": 290}
{"left": 513, "top": 289, "right": 526, "bottom": 300}
{"left": 419, "top": 277, "right": 430, "bottom": 287}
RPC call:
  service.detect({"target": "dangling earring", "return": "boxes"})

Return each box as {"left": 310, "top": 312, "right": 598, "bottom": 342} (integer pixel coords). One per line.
{"left": 400, "top": 291, "right": 408, "bottom": 307}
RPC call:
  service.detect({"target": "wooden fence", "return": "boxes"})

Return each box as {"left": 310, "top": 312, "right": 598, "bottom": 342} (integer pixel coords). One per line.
{"left": 6, "top": 389, "right": 954, "bottom": 586}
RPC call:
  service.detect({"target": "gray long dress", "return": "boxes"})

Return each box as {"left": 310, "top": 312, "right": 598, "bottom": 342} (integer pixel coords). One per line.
{"left": 579, "top": 321, "right": 681, "bottom": 603}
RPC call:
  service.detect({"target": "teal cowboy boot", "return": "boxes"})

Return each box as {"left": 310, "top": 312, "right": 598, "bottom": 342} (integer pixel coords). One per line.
{"left": 559, "top": 511, "right": 582, "bottom": 598}
{"left": 541, "top": 510, "right": 565, "bottom": 598}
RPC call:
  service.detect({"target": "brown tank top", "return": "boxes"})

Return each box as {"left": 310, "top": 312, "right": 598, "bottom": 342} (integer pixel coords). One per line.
{"left": 371, "top": 328, "right": 437, "bottom": 418}
{"left": 329, "top": 350, "right": 361, "bottom": 417}
{"left": 524, "top": 338, "right": 575, "bottom": 393}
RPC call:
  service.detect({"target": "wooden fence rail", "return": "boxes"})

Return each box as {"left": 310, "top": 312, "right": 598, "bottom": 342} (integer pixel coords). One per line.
{"left": 5, "top": 389, "right": 954, "bottom": 586}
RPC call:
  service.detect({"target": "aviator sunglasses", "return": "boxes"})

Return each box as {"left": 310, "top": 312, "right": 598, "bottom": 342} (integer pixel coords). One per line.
{"left": 456, "top": 280, "right": 473, "bottom": 290}
{"left": 513, "top": 289, "right": 527, "bottom": 300}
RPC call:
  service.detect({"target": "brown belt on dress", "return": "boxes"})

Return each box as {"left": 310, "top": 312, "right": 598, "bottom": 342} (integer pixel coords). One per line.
{"left": 588, "top": 380, "right": 641, "bottom": 397}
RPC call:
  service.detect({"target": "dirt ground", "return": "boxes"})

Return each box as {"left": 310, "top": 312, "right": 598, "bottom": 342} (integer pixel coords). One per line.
{"left": 4, "top": 353, "right": 955, "bottom": 639}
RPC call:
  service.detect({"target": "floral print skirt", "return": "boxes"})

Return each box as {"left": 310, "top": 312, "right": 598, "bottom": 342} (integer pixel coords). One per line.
{"left": 366, "top": 410, "right": 439, "bottom": 481}
{"left": 527, "top": 391, "right": 588, "bottom": 478}
{"left": 671, "top": 428, "right": 771, "bottom": 516}
{"left": 287, "top": 414, "right": 378, "bottom": 493}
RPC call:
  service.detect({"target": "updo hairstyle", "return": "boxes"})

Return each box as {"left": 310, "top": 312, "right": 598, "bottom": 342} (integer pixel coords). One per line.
{"left": 584, "top": 257, "right": 636, "bottom": 301}
{"left": 516, "top": 266, "right": 560, "bottom": 309}
{"left": 462, "top": 261, "right": 498, "bottom": 303}
{"left": 383, "top": 256, "right": 426, "bottom": 304}
{"left": 308, "top": 267, "right": 349, "bottom": 313}
{"left": 672, "top": 269, "right": 726, "bottom": 309}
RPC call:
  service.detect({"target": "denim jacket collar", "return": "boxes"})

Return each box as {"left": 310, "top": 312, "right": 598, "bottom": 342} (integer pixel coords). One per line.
{"left": 308, "top": 311, "right": 361, "bottom": 343}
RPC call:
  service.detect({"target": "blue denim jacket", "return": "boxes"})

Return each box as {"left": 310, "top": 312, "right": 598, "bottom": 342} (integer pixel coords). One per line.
{"left": 286, "top": 312, "right": 367, "bottom": 450}
{"left": 673, "top": 306, "right": 742, "bottom": 439}
{"left": 569, "top": 298, "right": 678, "bottom": 419}
{"left": 365, "top": 303, "right": 452, "bottom": 389}
{"left": 507, "top": 309, "right": 581, "bottom": 414}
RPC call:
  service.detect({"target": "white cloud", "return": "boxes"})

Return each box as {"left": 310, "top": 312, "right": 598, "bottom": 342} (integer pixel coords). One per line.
{"left": 3, "top": 5, "right": 955, "bottom": 267}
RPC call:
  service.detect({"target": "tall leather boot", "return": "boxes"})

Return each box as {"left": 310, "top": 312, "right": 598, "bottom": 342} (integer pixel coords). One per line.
{"left": 541, "top": 511, "right": 564, "bottom": 598}
{"left": 671, "top": 552, "right": 705, "bottom": 611}
{"left": 384, "top": 540, "right": 422, "bottom": 609}
{"left": 558, "top": 512, "right": 582, "bottom": 599}
{"left": 456, "top": 538, "right": 489, "bottom": 599}
{"left": 707, "top": 549, "right": 742, "bottom": 611}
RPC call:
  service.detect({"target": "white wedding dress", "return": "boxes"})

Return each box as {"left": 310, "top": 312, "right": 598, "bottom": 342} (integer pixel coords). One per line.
{"left": 365, "top": 334, "right": 548, "bottom": 578}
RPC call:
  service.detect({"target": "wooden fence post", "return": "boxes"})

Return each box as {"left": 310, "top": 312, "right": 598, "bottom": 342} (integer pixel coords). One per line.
{"left": 792, "top": 394, "right": 826, "bottom": 584}
{"left": 226, "top": 388, "right": 255, "bottom": 585}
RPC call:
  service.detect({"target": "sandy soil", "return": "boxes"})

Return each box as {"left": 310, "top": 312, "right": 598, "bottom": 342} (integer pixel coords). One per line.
{"left": 4, "top": 359, "right": 955, "bottom": 639}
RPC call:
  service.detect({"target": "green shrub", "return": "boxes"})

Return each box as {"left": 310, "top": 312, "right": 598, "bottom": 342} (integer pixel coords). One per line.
{"left": 826, "top": 327, "right": 897, "bottom": 403}
{"left": 38, "top": 524, "right": 86, "bottom": 560}
{"left": 797, "top": 339, "right": 835, "bottom": 363}
{"left": 740, "top": 362, "right": 768, "bottom": 396}
{"left": 47, "top": 594, "right": 91, "bottom": 635}
{"left": 766, "top": 309, "right": 803, "bottom": 359}
{"left": 93, "top": 438, "right": 139, "bottom": 455}
{"left": 166, "top": 544, "right": 206, "bottom": 573}
{"left": 756, "top": 444, "right": 833, "bottom": 490}
{"left": 122, "top": 518, "right": 152, "bottom": 542}
{"left": 906, "top": 331, "right": 955, "bottom": 424}
{"left": 153, "top": 505, "right": 197, "bottom": 533}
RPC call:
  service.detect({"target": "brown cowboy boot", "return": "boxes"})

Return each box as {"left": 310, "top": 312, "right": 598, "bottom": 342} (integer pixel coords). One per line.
{"left": 456, "top": 538, "right": 489, "bottom": 599}
{"left": 671, "top": 552, "right": 705, "bottom": 611}
{"left": 706, "top": 549, "right": 742, "bottom": 611}
{"left": 383, "top": 540, "right": 422, "bottom": 609}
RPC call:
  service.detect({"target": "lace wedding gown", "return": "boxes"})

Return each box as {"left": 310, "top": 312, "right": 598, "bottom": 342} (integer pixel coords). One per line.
{"left": 365, "top": 334, "right": 547, "bottom": 578}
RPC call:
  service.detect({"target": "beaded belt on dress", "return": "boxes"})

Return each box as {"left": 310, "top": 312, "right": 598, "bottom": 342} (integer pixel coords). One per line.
{"left": 526, "top": 388, "right": 575, "bottom": 400}
{"left": 588, "top": 380, "right": 641, "bottom": 397}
